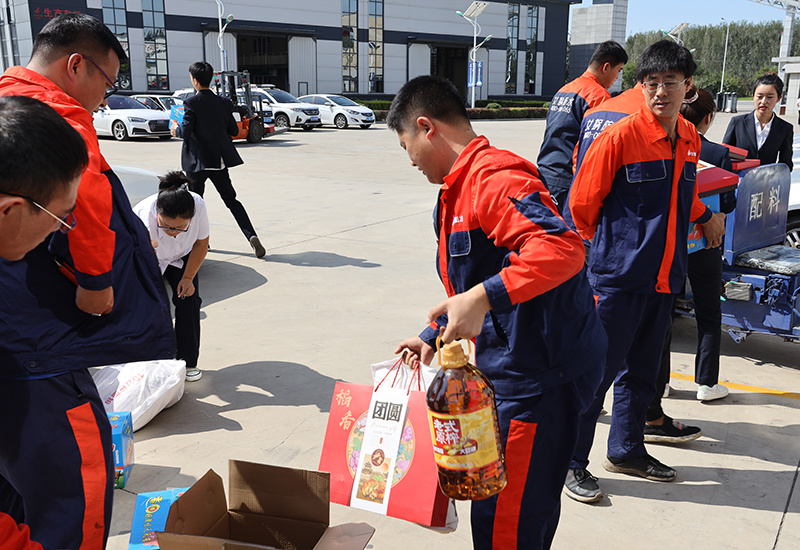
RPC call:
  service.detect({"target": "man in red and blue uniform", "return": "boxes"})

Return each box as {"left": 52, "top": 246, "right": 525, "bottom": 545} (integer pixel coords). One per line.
{"left": 0, "top": 14, "right": 174, "bottom": 549}
{"left": 389, "top": 76, "right": 606, "bottom": 550}
{"left": 567, "top": 41, "right": 726, "bottom": 503}
{"left": 536, "top": 40, "right": 627, "bottom": 212}
{"left": 0, "top": 95, "right": 89, "bottom": 550}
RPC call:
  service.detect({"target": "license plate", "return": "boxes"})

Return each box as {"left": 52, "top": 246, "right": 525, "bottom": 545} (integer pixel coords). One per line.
{"left": 309, "top": 117, "right": 320, "bottom": 122}
{"left": 364, "top": 117, "right": 374, "bottom": 122}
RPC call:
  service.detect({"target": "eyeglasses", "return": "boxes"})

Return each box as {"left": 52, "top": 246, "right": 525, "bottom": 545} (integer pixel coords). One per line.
{"left": 82, "top": 55, "right": 119, "bottom": 99}
{"left": 0, "top": 191, "right": 76, "bottom": 233}
{"left": 157, "top": 216, "right": 190, "bottom": 233}
{"left": 642, "top": 78, "right": 689, "bottom": 93}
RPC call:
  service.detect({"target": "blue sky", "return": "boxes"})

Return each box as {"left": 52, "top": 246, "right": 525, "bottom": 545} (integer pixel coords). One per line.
{"left": 572, "top": 0, "right": 789, "bottom": 36}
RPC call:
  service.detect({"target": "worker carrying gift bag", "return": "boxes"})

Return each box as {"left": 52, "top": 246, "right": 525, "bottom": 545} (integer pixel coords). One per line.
{"left": 319, "top": 358, "right": 455, "bottom": 529}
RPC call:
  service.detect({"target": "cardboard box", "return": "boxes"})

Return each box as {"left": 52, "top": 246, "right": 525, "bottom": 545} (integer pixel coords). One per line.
{"left": 722, "top": 143, "right": 748, "bottom": 161}
{"left": 696, "top": 165, "right": 739, "bottom": 198}
{"left": 129, "top": 487, "right": 189, "bottom": 550}
{"left": 108, "top": 412, "right": 134, "bottom": 489}
{"left": 155, "top": 460, "right": 375, "bottom": 550}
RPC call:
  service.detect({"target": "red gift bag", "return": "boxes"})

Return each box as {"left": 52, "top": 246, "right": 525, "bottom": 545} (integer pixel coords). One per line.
{"left": 319, "top": 380, "right": 450, "bottom": 527}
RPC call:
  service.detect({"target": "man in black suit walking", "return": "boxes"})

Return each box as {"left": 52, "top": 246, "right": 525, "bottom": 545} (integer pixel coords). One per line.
{"left": 171, "top": 61, "right": 265, "bottom": 258}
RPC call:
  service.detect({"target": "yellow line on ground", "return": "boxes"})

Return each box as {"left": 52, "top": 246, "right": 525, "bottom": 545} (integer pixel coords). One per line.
{"left": 670, "top": 372, "right": 800, "bottom": 400}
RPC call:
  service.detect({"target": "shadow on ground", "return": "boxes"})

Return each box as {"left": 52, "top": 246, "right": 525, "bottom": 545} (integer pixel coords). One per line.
{"left": 265, "top": 250, "right": 381, "bottom": 268}
{"left": 135, "top": 360, "right": 339, "bottom": 441}
{"left": 195, "top": 258, "right": 268, "bottom": 307}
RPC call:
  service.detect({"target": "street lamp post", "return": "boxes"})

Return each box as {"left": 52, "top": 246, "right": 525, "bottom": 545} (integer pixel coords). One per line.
{"left": 214, "top": 0, "right": 234, "bottom": 71}
{"left": 720, "top": 18, "right": 731, "bottom": 95}
{"left": 457, "top": 2, "right": 489, "bottom": 108}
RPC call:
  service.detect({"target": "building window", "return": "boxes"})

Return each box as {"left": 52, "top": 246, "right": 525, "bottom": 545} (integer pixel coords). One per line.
{"left": 101, "top": 0, "right": 131, "bottom": 90}
{"left": 342, "top": 0, "right": 357, "bottom": 93}
{"left": 505, "top": 3, "right": 519, "bottom": 94}
{"left": 143, "top": 0, "right": 168, "bottom": 90}
{"left": 524, "top": 5, "right": 538, "bottom": 94}
{"left": 1, "top": 1, "right": 21, "bottom": 68}
{"left": 368, "top": 0, "right": 383, "bottom": 93}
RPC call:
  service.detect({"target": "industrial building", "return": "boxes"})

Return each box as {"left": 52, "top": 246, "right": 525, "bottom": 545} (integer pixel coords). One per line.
{"left": 0, "top": 0, "right": 602, "bottom": 99}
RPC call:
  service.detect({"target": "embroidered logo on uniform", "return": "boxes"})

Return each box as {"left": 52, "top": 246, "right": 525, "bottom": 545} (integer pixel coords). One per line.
{"left": 687, "top": 150, "right": 698, "bottom": 157}
{"left": 452, "top": 215, "right": 463, "bottom": 225}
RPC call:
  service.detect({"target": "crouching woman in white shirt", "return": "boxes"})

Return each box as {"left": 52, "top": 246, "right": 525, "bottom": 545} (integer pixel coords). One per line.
{"left": 135, "top": 171, "right": 210, "bottom": 382}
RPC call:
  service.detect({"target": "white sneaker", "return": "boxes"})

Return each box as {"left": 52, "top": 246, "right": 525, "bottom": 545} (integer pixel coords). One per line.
{"left": 185, "top": 368, "right": 203, "bottom": 382}
{"left": 697, "top": 384, "right": 728, "bottom": 401}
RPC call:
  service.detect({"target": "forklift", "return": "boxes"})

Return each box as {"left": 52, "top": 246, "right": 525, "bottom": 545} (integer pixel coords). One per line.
{"left": 213, "top": 70, "right": 275, "bottom": 143}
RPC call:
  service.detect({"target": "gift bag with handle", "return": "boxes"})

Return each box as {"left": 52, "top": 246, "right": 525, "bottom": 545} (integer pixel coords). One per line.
{"left": 319, "top": 358, "right": 454, "bottom": 529}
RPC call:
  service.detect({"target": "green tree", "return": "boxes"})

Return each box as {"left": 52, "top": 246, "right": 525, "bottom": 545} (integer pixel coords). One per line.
{"left": 622, "top": 20, "right": 798, "bottom": 96}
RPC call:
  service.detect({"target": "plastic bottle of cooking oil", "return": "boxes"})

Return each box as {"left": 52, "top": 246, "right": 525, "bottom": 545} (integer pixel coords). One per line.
{"left": 426, "top": 339, "right": 507, "bottom": 500}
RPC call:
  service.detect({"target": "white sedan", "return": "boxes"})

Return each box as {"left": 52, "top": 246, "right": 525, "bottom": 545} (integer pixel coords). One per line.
{"left": 298, "top": 94, "right": 374, "bottom": 129}
{"left": 93, "top": 95, "right": 171, "bottom": 141}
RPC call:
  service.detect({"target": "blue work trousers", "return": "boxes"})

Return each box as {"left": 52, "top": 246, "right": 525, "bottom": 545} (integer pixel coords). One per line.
{"left": 471, "top": 367, "right": 600, "bottom": 550}
{"left": 0, "top": 370, "right": 113, "bottom": 550}
{"left": 571, "top": 290, "right": 674, "bottom": 467}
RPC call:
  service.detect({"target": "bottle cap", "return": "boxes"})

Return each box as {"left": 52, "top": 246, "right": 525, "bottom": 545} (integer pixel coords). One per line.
{"left": 440, "top": 340, "right": 469, "bottom": 368}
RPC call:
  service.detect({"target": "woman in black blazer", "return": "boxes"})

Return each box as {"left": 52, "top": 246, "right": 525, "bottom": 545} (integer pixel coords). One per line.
{"left": 722, "top": 73, "right": 793, "bottom": 171}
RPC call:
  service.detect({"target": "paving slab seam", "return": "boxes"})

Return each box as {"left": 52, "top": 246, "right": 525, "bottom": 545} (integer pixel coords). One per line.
{"left": 772, "top": 453, "right": 800, "bottom": 550}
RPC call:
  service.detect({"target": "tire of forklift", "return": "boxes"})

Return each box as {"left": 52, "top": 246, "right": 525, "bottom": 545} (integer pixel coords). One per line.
{"left": 246, "top": 117, "right": 264, "bottom": 143}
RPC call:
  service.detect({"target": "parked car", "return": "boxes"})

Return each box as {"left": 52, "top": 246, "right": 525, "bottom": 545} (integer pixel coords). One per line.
{"left": 298, "top": 94, "right": 374, "bottom": 129}
{"left": 787, "top": 135, "right": 800, "bottom": 247}
{"left": 250, "top": 85, "right": 322, "bottom": 131}
{"left": 132, "top": 94, "right": 183, "bottom": 112}
{"left": 172, "top": 88, "right": 195, "bottom": 102}
{"left": 93, "top": 95, "right": 171, "bottom": 141}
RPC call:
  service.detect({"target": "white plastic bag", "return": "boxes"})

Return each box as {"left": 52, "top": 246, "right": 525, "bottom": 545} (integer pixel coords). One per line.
{"left": 369, "top": 358, "right": 459, "bottom": 533}
{"left": 92, "top": 359, "right": 186, "bottom": 431}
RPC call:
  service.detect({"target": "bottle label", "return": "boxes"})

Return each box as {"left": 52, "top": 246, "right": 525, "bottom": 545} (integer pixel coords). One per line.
{"left": 427, "top": 406, "right": 500, "bottom": 471}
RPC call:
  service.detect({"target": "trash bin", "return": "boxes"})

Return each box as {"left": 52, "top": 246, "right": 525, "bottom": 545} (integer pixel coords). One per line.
{"left": 729, "top": 93, "right": 738, "bottom": 113}
{"left": 720, "top": 92, "right": 738, "bottom": 113}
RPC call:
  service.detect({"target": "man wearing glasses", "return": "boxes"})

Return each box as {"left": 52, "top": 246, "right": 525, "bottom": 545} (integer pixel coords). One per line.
{"left": 567, "top": 41, "right": 725, "bottom": 500}
{"left": 0, "top": 14, "right": 174, "bottom": 550}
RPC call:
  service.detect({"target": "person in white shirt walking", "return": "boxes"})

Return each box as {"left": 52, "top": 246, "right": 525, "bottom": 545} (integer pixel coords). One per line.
{"left": 135, "top": 171, "right": 210, "bottom": 381}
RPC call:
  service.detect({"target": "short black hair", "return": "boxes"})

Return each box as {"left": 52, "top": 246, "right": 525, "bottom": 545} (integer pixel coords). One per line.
{"left": 387, "top": 75, "right": 469, "bottom": 134}
{"left": 31, "top": 13, "right": 127, "bottom": 65}
{"left": 753, "top": 73, "right": 784, "bottom": 98}
{"left": 590, "top": 40, "right": 628, "bottom": 67}
{"left": 0, "top": 96, "right": 88, "bottom": 206}
{"left": 189, "top": 62, "right": 215, "bottom": 88}
{"left": 635, "top": 40, "right": 696, "bottom": 82}
{"left": 156, "top": 171, "right": 196, "bottom": 219}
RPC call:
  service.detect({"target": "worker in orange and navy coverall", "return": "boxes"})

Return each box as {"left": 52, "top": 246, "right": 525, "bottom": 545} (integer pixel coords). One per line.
{"left": 0, "top": 96, "right": 89, "bottom": 550}
{"left": 0, "top": 14, "right": 174, "bottom": 550}
{"left": 389, "top": 75, "right": 607, "bottom": 550}
{"left": 567, "top": 41, "right": 726, "bottom": 502}
{"left": 536, "top": 40, "right": 627, "bottom": 212}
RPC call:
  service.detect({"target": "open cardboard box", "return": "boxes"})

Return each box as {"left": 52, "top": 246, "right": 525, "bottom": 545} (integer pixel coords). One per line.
{"left": 155, "top": 460, "right": 374, "bottom": 550}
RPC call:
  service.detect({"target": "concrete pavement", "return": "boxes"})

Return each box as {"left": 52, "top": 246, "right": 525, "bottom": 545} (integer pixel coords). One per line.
{"left": 100, "top": 111, "right": 799, "bottom": 550}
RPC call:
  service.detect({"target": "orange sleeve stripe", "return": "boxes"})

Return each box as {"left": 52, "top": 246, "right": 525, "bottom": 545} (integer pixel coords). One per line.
{"left": 66, "top": 403, "right": 108, "bottom": 550}
{"left": 492, "top": 419, "right": 537, "bottom": 549}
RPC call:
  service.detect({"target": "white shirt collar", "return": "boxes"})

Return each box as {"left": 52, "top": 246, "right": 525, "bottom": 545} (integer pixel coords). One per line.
{"left": 754, "top": 110, "right": 774, "bottom": 151}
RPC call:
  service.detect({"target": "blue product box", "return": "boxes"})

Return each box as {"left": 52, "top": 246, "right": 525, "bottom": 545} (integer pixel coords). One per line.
{"left": 108, "top": 412, "right": 134, "bottom": 489}
{"left": 128, "top": 487, "right": 189, "bottom": 550}
{"left": 170, "top": 105, "right": 184, "bottom": 126}
{"left": 688, "top": 194, "right": 720, "bottom": 254}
